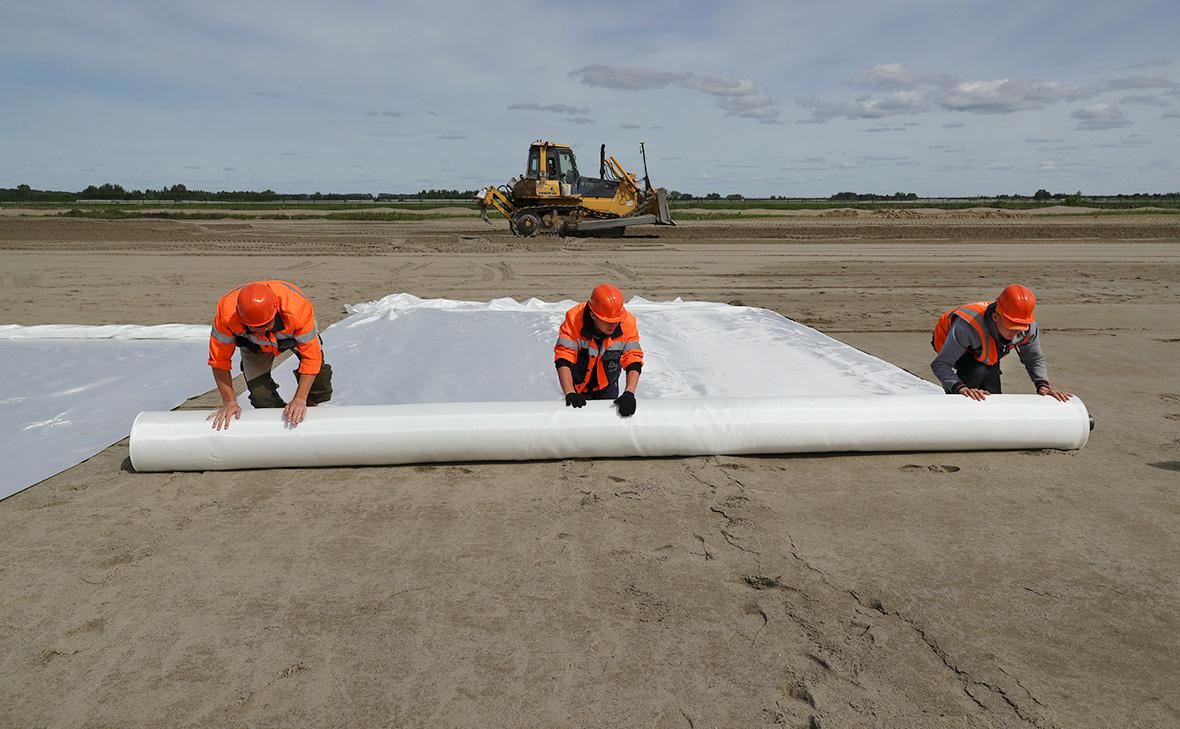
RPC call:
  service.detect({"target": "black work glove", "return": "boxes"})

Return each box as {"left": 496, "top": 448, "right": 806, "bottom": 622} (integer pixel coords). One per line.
{"left": 565, "top": 392, "right": 587, "bottom": 408}
{"left": 613, "top": 391, "right": 637, "bottom": 418}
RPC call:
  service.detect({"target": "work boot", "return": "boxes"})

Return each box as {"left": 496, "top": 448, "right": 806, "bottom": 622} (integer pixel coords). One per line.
{"left": 246, "top": 372, "right": 286, "bottom": 409}
{"left": 302, "top": 363, "right": 334, "bottom": 406}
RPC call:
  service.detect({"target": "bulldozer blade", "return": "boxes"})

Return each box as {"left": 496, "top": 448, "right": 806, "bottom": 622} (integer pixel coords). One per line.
{"left": 576, "top": 214, "right": 659, "bottom": 231}
{"left": 478, "top": 203, "right": 491, "bottom": 225}
{"left": 655, "top": 188, "right": 675, "bottom": 226}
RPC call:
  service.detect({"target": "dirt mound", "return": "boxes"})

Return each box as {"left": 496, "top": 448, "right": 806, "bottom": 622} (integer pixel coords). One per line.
{"left": 872, "top": 208, "right": 928, "bottom": 219}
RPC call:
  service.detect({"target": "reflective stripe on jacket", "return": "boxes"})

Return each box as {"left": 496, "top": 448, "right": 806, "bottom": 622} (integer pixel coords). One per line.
{"left": 208, "top": 280, "right": 323, "bottom": 375}
{"left": 554, "top": 303, "right": 643, "bottom": 394}
{"left": 932, "top": 301, "right": 1033, "bottom": 366}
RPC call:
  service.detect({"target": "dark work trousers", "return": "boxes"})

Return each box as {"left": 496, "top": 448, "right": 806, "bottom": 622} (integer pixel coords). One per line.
{"left": 953, "top": 352, "right": 1002, "bottom": 393}
{"left": 584, "top": 382, "right": 620, "bottom": 400}
{"left": 241, "top": 349, "right": 333, "bottom": 408}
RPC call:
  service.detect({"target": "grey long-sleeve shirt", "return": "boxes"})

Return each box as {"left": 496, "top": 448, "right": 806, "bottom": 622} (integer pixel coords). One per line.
{"left": 931, "top": 314, "right": 1050, "bottom": 394}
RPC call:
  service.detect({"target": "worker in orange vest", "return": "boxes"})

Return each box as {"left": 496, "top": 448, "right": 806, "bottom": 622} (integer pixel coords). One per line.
{"left": 554, "top": 284, "right": 644, "bottom": 417}
{"left": 207, "top": 280, "right": 333, "bottom": 430}
{"left": 931, "top": 284, "right": 1071, "bottom": 402}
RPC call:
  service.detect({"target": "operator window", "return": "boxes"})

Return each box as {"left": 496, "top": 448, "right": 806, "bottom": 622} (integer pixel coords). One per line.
{"left": 558, "top": 150, "right": 578, "bottom": 185}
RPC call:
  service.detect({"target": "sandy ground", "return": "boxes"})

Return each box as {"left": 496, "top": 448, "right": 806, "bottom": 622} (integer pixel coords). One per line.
{"left": 1, "top": 214, "right": 1178, "bottom": 729}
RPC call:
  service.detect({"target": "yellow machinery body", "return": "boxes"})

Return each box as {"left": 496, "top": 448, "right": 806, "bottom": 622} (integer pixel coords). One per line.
{"left": 476, "top": 140, "right": 675, "bottom": 237}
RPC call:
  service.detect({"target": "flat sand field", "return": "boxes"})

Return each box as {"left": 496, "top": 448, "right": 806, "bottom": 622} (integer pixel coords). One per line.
{"left": 1, "top": 213, "right": 1178, "bottom": 728}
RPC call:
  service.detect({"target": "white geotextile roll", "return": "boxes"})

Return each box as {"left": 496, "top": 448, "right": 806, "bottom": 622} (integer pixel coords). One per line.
{"left": 130, "top": 395, "right": 1090, "bottom": 472}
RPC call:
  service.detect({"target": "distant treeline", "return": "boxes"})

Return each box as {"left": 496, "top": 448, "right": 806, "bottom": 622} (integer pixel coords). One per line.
{"left": 3, "top": 183, "right": 1179, "bottom": 205}
{"left": 669, "top": 190, "right": 1180, "bottom": 202}
{"left": 0, "top": 183, "right": 479, "bottom": 203}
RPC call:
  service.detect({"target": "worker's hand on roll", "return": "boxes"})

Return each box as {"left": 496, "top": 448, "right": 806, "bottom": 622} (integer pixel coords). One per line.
{"left": 565, "top": 392, "right": 587, "bottom": 408}
{"left": 959, "top": 387, "right": 990, "bottom": 401}
{"left": 284, "top": 397, "right": 308, "bottom": 427}
{"left": 1037, "top": 385, "right": 1072, "bottom": 402}
{"left": 614, "top": 391, "right": 637, "bottom": 417}
{"left": 208, "top": 401, "right": 242, "bottom": 430}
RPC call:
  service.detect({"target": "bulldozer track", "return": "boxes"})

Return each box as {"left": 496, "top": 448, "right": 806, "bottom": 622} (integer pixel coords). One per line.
{"left": 509, "top": 204, "right": 615, "bottom": 238}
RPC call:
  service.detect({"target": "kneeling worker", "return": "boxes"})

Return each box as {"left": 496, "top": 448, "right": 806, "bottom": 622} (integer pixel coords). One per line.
{"left": 931, "top": 284, "right": 1071, "bottom": 402}
{"left": 554, "top": 284, "right": 644, "bottom": 417}
{"left": 208, "top": 280, "right": 333, "bottom": 430}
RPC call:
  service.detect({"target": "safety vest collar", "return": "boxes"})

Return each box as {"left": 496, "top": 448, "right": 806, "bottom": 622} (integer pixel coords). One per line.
{"left": 953, "top": 302, "right": 1034, "bottom": 364}
{"left": 230, "top": 312, "right": 299, "bottom": 345}
{"left": 579, "top": 304, "right": 622, "bottom": 340}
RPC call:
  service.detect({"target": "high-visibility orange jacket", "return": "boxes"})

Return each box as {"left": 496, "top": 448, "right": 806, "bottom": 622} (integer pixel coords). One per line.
{"left": 554, "top": 303, "right": 643, "bottom": 394}
{"left": 932, "top": 301, "right": 1035, "bottom": 365}
{"left": 931, "top": 300, "right": 1051, "bottom": 393}
{"left": 208, "top": 280, "right": 323, "bottom": 375}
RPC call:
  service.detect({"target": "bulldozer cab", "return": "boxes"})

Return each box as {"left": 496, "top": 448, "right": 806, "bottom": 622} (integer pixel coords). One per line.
{"left": 527, "top": 141, "right": 620, "bottom": 199}
{"left": 527, "top": 143, "right": 578, "bottom": 186}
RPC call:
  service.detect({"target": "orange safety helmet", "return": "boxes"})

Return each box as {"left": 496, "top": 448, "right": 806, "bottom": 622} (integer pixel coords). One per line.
{"left": 236, "top": 282, "right": 279, "bottom": 327}
{"left": 588, "top": 283, "right": 626, "bottom": 323}
{"left": 995, "top": 284, "right": 1036, "bottom": 325}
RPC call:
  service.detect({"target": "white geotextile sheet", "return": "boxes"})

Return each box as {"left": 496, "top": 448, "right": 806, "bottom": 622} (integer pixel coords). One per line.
{"left": 2, "top": 294, "right": 960, "bottom": 491}
{"left": 309, "top": 294, "right": 941, "bottom": 405}
{"left": 0, "top": 325, "right": 211, "bottom": 500}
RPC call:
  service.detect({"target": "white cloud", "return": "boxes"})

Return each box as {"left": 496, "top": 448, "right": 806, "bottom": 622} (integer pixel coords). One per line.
{"left": 567, "top": 65, "right": 684, "bottom": 90}
{"left": 1035, "top": 159, "right": 1093, "bottom": 173}
{"left": 936, "top": 79, "right": 1085, "bottom": 114}
{"left": 1090, "top": 76, "right": 1178, "bottom": 93}
{"left": 799, "top": 90, "right": 927, "bottom": 121}
{"left": 1093, "top": 134, "right": 1150, "bottom": 148}
{"left": 800, "top": 64, "right": 1180, "bottom": 128}
{"left": 1118, "top": 94, "right": 1172, "bottom": 108}
{"left": 506, "top": 102, "right": 590, "bottom": 116}
{"left": 850, "top": 63, "right": 954, "bottom": 90}
{"left": 1071, "top": 103, "right": 1132, "bottom": 130}
{"left": 568, "top": 65, "right": 780, "bottom": 123}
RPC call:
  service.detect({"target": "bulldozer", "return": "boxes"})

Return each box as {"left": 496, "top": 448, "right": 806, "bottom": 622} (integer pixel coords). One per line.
{"left": 476, "top": 140, "right": 675, "bottom": 237}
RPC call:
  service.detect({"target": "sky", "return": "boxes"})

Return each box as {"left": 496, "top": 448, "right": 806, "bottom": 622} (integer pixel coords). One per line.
{"left": 2, "top": 0, "right": 1178, "bottom": 197}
